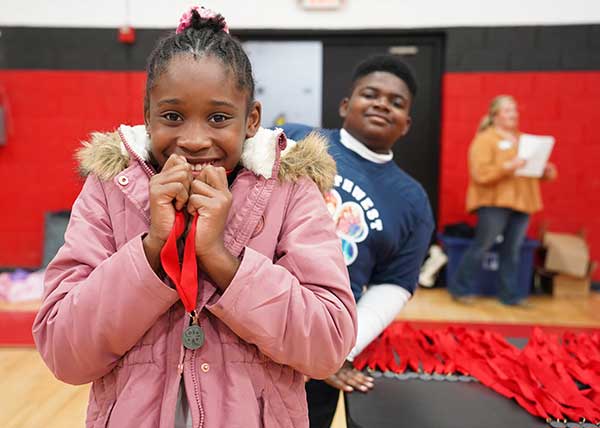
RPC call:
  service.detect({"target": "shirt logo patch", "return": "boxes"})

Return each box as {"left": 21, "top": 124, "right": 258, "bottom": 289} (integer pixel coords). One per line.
{"left": 327, "top": 174, "right": 384, "bottom": 266}
{"left": 326, "top": 189, "right": 368, "bottom": 265}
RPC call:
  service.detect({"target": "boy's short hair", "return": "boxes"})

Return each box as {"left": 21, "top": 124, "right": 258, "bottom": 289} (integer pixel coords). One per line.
{"left": 351, "top": 54, "right": 417, "bottom": 98}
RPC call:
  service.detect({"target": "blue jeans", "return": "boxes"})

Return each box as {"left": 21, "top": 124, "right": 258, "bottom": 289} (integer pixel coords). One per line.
{"left": 451, "top": 207, "right": 530, "bottom": 304}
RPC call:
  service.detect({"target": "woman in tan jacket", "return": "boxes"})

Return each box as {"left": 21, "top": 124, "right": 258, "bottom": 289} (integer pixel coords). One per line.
{"left": 451, "top": 95, "right": 557, "bottom": 305}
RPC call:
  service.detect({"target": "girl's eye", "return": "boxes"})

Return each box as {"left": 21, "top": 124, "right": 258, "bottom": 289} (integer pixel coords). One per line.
{"left": 210, "top": 114, "right": 230, "bottom": 123}
{"left": 362, "top": 92, "right": 376, "bottom": 99}
{"left": 162, "top": 112, "right": 182, "bottom": 122}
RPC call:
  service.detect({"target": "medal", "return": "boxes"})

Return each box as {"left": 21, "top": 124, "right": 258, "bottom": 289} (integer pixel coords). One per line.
{"left": 549, "top": 421, "right": 567, "bottom": 428}
{"left": 432, "top": 373, "right": 446, "bottom": 382}
{"left": 395, "top": 372, "right": 411, "bottom": 380}
{"left": 182, "top": 311, "right": 205, "bottom": 350}
{"left": 446, "top": 374, "right": 459, "bottom": 382}
{"left": 183, "top": 324, "right": 205, "bottom": 350}
{"left": 406, "top": 372, "right": 420, "bottom": 380}
{"left": 368, "top": 370, "right": 382, "bottom": 378}
{"left": 419, "top": 373, "right": 433, "bottom": 381}
{"left": 161, "top": 212, "right": 204, "bottom": 350}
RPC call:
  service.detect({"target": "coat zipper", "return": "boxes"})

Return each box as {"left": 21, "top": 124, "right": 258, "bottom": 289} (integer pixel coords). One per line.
{"left": 190, "top": 350, "right": 205, "bottom": 428}
{"left": 178, "top": 313, "right": 204, "bottom": 428}
{"left": 177, "top": 346, "right": 204, "bottom": 428}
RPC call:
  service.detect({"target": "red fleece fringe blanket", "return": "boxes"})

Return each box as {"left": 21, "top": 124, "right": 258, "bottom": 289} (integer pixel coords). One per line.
{"left": 353, "top": 322, "right": 600, "bottom": 425}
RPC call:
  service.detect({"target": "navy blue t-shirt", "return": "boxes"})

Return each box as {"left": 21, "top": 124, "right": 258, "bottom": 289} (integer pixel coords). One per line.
{"left": 282, "top": 124, "right": 434, "bottom": 302}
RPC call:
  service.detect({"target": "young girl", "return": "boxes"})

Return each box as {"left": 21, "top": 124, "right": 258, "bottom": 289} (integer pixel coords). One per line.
{"left": 32, "top": 6, "right": 357, "bottom": 428}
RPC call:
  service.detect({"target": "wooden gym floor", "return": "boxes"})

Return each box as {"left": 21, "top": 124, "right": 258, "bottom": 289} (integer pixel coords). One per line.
{"left": 1, "top": 288, "right": 599, "bottom": 428}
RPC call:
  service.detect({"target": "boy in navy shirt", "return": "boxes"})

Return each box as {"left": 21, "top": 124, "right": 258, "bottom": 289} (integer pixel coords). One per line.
{"left": 282, "top": 54, "right": 434, "bottom": 427}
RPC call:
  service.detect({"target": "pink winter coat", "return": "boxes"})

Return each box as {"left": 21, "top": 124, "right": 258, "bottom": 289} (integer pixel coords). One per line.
{"left": 33, "top": 125, "right": 357, "bottom": 428}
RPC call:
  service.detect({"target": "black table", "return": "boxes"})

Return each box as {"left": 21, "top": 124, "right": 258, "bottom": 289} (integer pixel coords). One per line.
{"left": 346, "top": 338, "right": 550, "bottom": 428}
{"left": 346, "top": 373, "right": 548, "bottom": 428}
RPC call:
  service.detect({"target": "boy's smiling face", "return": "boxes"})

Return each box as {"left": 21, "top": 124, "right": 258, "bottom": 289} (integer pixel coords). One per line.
{"left": 145, "top": 54, "right": 261, "bottom": 174}
{"left": 339, "top": 71, "right": 412, "bottom": 154}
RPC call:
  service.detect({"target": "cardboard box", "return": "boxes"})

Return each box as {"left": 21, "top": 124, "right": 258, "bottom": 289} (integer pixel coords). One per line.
{"left": 543, "top": 232, "right": 589, "bottom": 278}
{"left": 553, "top": 273, "right": 591, "bottom": 297}
{"left": 551, "top": 261, "right": 597, "bottom": 298}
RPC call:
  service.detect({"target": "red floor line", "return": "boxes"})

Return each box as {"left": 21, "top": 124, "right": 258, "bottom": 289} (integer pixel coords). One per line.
{"left": 403, "top": 320, "right": 600, "bottom": 336}
{"left": 1, "top": 310, "right": 599, "bottom": 347}
{"left": 0, "top": 311, "right": 36, "bottom": 346}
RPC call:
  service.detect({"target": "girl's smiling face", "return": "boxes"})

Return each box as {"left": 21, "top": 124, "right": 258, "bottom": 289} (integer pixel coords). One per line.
{"left": 145, "top": 54, "right": 261, "bottom": 174}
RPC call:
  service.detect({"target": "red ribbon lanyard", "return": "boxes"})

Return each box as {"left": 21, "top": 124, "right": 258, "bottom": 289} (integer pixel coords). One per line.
{"left": 399, "top": 324, "right": 424, "bottom": 373}
{"left": 352, "top": 339, "right": 376, "bottom": 371}
{"left": 388, "top": 323, "right": 410, "bottom": 373}
{"left": 157, "top": 169, "right": 236, "bottom": 318}
{"left": 160, "top": 211, "right": 199, "bottom": 313}
{"left": 370, "top": 332, "right": 390, "bottom": 372}
{"left": 353, "top": 322, "right": 600, "bottom": 424}
{"left": 434, "top": 329, "right": 460, "bottom": 375}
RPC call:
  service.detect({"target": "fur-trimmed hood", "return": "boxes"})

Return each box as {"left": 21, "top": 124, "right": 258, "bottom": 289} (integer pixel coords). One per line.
{"left": 76, "top": 125, "right": 336, "bottom": 194}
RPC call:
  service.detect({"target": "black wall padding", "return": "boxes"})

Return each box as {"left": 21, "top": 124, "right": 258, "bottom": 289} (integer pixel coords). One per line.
{"left": 42, "top": 210, "right": 71, "bottom": 268}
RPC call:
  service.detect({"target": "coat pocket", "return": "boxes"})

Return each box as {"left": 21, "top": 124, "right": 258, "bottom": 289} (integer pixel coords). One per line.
{"left": 90, "top": 397, "right": 116, "bottom": 428}
{"left": 102, "top": 400, "right": 116, "bottom": 428}
{"left": 258, "top": 388, "right": 294, "bottom": 428}
{"left": 88, "top": 377, "right": 117, "bottom": 428}
{"left": 117, "top": 343, "right": 154, "bottom": 366}
{"left": 258, "top": 394, "right": 269, "bottom": 428}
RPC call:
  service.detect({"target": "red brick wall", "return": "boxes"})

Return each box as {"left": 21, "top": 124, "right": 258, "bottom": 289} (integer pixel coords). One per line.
{"left": 0, "top": 70, "right": 146, "bottom": 267}
{"left": 1, "top": 69, "right": 599, "bottom": 281}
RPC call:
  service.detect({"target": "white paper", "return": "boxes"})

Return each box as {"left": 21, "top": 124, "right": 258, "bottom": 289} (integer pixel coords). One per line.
{"left": 515, "top": 134, "right": 555, "bottom": 177}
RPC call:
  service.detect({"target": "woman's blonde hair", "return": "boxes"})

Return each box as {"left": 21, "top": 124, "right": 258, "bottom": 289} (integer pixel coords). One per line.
{"left": 477, "top": 95, "right": 516, "bottom": 133}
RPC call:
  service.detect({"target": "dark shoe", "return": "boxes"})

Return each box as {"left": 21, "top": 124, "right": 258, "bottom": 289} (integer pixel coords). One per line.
{"left": 451, "top": 294, "right": 476, "bottom": 305}
{"left": 500, "top": 299, "right": 532, "bottom": 308}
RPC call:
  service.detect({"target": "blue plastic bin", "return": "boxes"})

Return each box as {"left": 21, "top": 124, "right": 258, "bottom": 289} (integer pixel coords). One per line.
{"left": 439, "top": 234, "right": 539, "bottom": 299}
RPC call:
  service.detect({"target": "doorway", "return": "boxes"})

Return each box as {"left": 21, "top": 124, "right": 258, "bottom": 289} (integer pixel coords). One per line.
{"left": 239, "top": 31, "right": 444, "bottom": 220}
